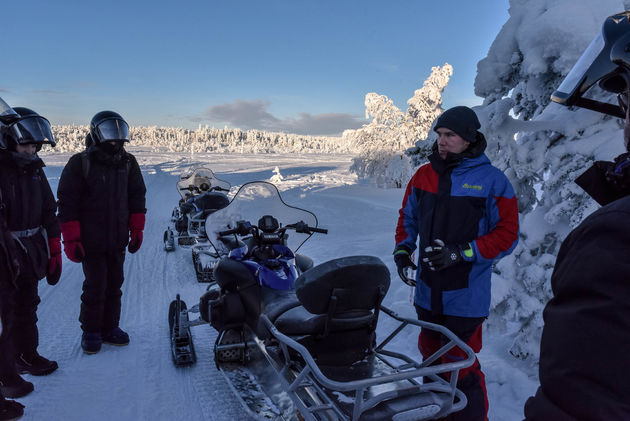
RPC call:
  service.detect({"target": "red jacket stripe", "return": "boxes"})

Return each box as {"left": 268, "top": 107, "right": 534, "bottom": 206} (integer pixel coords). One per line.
{"left": 476, "top": 195, "right": 519, "bottom": 259}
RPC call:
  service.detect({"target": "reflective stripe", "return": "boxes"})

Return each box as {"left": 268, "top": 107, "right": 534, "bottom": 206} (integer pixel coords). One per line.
{"left": 10, "top": 227, "right": 41, "bottom": 238}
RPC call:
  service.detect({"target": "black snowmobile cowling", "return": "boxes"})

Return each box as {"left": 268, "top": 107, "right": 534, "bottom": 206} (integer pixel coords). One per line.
{"left": 551, "top": 10, "right": 630, "bottom": 117}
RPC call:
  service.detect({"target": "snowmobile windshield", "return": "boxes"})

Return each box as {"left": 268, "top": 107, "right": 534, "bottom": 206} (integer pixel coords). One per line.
{"left": 8, "top": 116, "right": 55, "bottom": 146}
{"left": 205, "top": 181, "right": 318, "bottom": 253}
{"left": 93, "top": 118, "right": 130, "bottom": 142}
{"left": 0, "top": 97, "right": 18, "bottom": 124}
{"left": 176, "top": 167, "right": 231, "bottom": 199}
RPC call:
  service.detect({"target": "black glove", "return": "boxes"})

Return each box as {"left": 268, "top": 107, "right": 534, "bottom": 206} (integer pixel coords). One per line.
{"left": 394, "top": 247, "right": 417, "bottom": 287}
{"left": 422, "top": 239, "right": 471, "bottom": 271}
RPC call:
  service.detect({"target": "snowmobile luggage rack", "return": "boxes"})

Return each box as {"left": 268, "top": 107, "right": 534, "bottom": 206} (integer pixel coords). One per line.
{"left": 253, "top": 305, "right": 475, "bottom": 421}
{"left": 171, "top": 254, "right": 476, "bottom": 420}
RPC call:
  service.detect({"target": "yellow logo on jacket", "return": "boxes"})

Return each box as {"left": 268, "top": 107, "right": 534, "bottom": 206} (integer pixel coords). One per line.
{"left": 462, "top": 183, "right": 483, "bottom": 191}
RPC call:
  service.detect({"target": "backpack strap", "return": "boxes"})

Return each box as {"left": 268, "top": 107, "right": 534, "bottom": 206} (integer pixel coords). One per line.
{"left": 81, "top": 150, "right": 90, "bottom": 179}
{"left": 81, "top": 149, "right": 131, "bottom": 180}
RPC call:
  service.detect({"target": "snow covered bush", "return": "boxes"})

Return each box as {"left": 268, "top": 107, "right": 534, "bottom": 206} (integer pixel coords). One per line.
{"left": 344, "top": 64, "right": 453, "bottom": 187}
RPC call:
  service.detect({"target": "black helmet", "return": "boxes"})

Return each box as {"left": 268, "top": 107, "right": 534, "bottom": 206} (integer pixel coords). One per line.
{"left": 0, "top": 106, "right": 55, "bottom": 151}
{"left": 552, "top": 11, "right": 630, "bottom": 118}
{"left": 89, "top": 110, "right": 130, "bottom": 145}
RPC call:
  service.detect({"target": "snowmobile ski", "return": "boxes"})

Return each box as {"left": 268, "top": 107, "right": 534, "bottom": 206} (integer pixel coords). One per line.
{"left": 168, "top": 295, "right": 197, "bottom": 366}
{"left": 163, "top": 228, "right": 175, "bottom": 252}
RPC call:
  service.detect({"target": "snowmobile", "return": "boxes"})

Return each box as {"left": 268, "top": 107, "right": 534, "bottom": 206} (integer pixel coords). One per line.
{"left": 168, "top": 181, "right": 476, "bottom": 420}
{"left": 163, "top": 167, "right": 231, "bottom": 282}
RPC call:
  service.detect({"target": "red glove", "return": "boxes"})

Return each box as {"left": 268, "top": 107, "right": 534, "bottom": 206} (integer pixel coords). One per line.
{"left": 128, "top": 213, "right": 145, "bottom": 254}
{"left": 61, "top": 221, "right": 85, "bottom": 263}
{"left": 46, "top": 237, "right": 62, "bottom": 285}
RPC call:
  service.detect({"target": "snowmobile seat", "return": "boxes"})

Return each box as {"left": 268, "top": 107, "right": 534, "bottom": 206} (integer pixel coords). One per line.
{"left": 259, "top": 288, "right": 301, "bottom": 327}
{"left": 269, "top": 256, "right": 390, "bottom": 364}
{"left": 192, "top": 192, "right": 229, "bottom": 213}
{"left": 273, "top": 255, "right": 390, "bottom": 333}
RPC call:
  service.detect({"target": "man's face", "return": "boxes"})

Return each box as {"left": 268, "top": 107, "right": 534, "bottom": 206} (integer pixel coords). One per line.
{"left": 15, "top": 143, "right": 37, "bottom": 155}
{"left": 436, "top": 128, "right": 470, "bottom": 159}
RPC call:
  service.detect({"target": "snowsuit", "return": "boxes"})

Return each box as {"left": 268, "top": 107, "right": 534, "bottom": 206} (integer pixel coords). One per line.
{"left": 523, "top": 195, "right": 630, "bottom": 420}
{"left": 57, "top": 145, "right": 146, "bottom": 334}
{"left": 0, "top": 151, "right": 60, "bottom": 382}
{"left": 395, "top": 138, "right": 519, "bottom": 421}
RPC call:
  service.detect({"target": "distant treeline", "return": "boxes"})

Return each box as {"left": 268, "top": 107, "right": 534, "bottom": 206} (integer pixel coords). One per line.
{"left": 50, "top": 125, "right": 356, "bottom": 154}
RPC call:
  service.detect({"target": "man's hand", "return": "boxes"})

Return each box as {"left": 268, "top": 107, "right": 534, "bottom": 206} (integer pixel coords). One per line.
{"left": 422, "top": 239, "right": 472, "bottom": 271}
{"left": 394, "top": 247, "right": 418, "bottom": 287}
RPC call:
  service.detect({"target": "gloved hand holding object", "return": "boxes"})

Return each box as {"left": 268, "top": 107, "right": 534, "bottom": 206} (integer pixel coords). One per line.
{"left": 46, "top": 237, "right": 62, "bottom": 285}
{"left": 422, "top": 239, "right": 473, "bottom": 271}
{"left": 61, "top": 221, "right": 85, "bottom": 263}
{"left": 394, "top": 246, "right": 418, "bottom": 287}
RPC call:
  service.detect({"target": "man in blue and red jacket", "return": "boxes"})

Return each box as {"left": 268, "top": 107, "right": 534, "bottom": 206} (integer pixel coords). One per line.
{"left": 394, "top": 106, "right": 519, "bottom": 421}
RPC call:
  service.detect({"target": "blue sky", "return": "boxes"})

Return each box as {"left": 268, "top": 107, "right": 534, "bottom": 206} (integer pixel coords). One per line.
{"left": 0, "top": 0, "right": 509, "bottom": 135}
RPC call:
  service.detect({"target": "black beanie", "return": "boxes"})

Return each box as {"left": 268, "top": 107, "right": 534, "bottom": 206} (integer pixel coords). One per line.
{"left": 434, "top": 106, "right": 481, "bottom": 143}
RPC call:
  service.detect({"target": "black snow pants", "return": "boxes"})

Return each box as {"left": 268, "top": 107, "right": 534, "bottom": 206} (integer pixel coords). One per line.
{"left": 79, "top": 251, "right": 126, "bottom": 334}
{"left": 0, "top": 271, "right": 40, "bottom": 380}
{"left": 0, "top": 282, "right": 16, "bottom": 382}
{"left": 415, "top": 306, "right": 488, "bottom": 421}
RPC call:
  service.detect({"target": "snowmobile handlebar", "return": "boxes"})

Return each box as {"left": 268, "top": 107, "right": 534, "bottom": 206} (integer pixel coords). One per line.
{"left": 218, "top": 221, "right": 253, "bottom": 237}
{"left": 182, "top": 185, "right": 230, "bottom": 193}
{"left": 284, "top": 221, "right": 328, "bottom": 235}
{"left": 218, "top": 220, "right": 327, "bottom": 239}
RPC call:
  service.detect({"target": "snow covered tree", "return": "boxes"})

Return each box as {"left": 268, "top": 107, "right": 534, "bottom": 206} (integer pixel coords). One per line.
{"left": 464, "top": 0, "right": 626, "bottom": 362}
{"left": 344, "top": 64, "right": 453, "bottom": 187}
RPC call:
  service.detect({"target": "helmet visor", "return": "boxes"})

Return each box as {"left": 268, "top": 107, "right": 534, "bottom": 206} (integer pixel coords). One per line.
{"left": 94, "top": 118, "right": 130, "bottom": 142}
{"left": 10, "top": 116, "right": 55, "bottom": 146}
{"left": 552, "top": 33, "right": 606, "bottom": 104}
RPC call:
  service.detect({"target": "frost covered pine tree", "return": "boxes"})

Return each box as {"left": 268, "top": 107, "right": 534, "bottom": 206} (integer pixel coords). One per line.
{"left": 465, "top": 0, "right": 628, "bottom": 362}
{"left": 343, "top": 64, "right": 453, "bottom": 187}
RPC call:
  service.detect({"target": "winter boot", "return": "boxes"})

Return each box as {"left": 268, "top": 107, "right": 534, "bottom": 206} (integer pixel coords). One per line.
{"left": 81, "top": 332, "right": 102, "bottom": 354}
{"left": 15, "top": 352, "right": 58, "bottom": 376}
{"left": 0, "top": 398, "right": 24, "bottom": 421}
{"left": 102, "top": 327, "right": 129, "bottom": 346}
{"left": 0, "top": 373, "right": 33, "bottom": 399}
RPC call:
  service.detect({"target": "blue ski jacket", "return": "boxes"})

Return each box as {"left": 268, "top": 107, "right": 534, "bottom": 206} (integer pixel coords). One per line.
{"left": 395, "top": 140, "right": 519, "bottom": 317}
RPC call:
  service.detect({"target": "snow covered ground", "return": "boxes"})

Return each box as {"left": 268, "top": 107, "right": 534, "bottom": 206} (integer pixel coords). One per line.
{"left": 23, "top": 147, "right": 538, "bottom": 420}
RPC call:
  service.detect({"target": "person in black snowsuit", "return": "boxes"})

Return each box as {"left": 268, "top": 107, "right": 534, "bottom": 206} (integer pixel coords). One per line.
{"left": 0, "top": 106, "right": 61, "bottom": 402}
{"left": 57, "top": 110, "right": 146, "bottom": 355}
{"left": 524, "top": 11, "right": 630, "bottom": 420}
